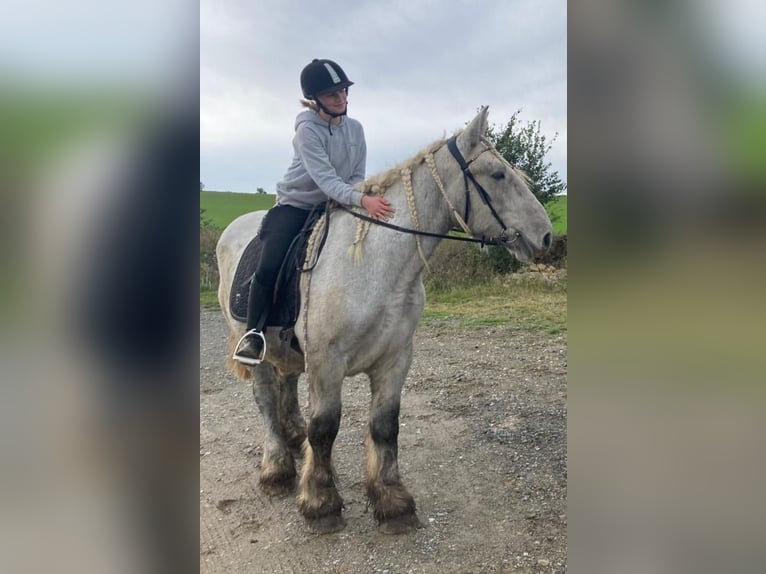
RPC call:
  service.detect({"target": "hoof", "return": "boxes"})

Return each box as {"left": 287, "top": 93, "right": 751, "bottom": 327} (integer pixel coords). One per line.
{"left": 306, "top": 513, "right": 346, "bottom": 534}
{"left": 259, "top": 472, "right": 296, "bottom": 497}
{"left": 259, "top": 480, "right": 295, "bottom": 497}
{"left": 378, "top": 513, "right": 422, "bottom": 535}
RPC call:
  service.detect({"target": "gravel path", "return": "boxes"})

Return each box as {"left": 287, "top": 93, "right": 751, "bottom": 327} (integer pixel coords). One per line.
{"left": 200, "top": 309, "right": 567, "bottom": 573}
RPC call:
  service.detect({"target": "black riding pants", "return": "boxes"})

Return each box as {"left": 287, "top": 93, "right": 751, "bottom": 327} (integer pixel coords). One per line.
{"left": 246, "top": 204, "right": 311, "bottom": 331}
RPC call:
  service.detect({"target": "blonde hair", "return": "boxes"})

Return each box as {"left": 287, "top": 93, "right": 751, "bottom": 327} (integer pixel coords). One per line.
{"left": 300, "top": 99, "right": 319, "bottom": 112}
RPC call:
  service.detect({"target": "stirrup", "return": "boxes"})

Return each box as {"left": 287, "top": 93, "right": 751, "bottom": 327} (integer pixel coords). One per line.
{"left": 232, "top": 329, "right": 267, "bottom": 366}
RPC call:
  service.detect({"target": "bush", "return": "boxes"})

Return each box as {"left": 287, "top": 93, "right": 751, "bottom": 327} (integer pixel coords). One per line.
{"left": 425, "top": 235, "right": 567, "bottom": 293}
{"left": 425, "top": 242, "right": 522, "bottom": 292}
{"left": 200, "top": 210, "right": 221, "bottom": 292}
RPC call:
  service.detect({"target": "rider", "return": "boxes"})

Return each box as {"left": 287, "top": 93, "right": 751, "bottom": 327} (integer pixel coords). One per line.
{"left": 233, "top": 58, "right": 395, "bottom": 365}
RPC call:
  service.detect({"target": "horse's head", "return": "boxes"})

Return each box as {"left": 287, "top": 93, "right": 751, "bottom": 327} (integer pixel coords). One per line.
{"left": 452, "top": 106, "right": 553, "bottom": 261}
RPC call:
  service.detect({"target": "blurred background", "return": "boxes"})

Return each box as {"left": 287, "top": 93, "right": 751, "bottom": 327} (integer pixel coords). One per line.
{"left": 569, "top": 1, "right": 765, "bottom": 573}
{"left": 0, "top": 1, "right": 198, "bottom": 573}
{"left": 1, "top": 1, "right": 764, "bottom": 573}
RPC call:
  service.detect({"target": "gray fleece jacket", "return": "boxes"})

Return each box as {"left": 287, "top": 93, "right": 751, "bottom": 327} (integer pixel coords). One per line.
{"left": 275, "top": 109, "right": 367, "bottom": 209}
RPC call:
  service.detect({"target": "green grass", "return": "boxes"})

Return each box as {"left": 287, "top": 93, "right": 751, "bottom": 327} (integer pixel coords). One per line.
{"left": 202, "top": 277, "right": 566, "bottom": 334}
{"left": 200, "top": 288, "right": 219, "bottom": 309}
{"left": 423, "top": 277, "right": 567, "bottom": 333}
{"left": 546, "top": 195, "right": 567, "bottom": 235}
{"left": 200, "top": 191, "right": 275, "bottom": 229}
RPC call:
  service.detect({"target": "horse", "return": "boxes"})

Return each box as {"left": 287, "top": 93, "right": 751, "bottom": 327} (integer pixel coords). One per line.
{"left": 216, "top": 106, "right": 553, "bottom": 534}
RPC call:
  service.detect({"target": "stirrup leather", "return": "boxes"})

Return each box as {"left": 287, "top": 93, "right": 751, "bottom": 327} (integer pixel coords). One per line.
{"left": 232, "top": 329, "right": 267, "bottom": 366}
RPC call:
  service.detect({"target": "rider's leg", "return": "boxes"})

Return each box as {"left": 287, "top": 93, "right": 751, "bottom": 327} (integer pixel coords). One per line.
{"left": 233, "top": 205, "right": 311, "bottom": 364}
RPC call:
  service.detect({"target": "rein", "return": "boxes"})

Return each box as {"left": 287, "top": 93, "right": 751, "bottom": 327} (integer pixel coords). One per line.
{"left": 335, "top": 203, "right": 514, "bottom": 247}
{"left": 335, "top": 135, "right": 520, "bottom": 248}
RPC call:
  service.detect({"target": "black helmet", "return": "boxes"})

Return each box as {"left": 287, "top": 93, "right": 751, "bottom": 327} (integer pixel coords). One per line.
{"left": 300, "top": 59, "right": 354, "bottom": 99}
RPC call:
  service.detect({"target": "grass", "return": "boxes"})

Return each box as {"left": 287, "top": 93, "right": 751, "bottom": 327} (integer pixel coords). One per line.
{"left": 423, "top": 277, "right": 567, "bottom": 333}
{"left": 201, "top": 288, "right": 219, "bottom": 309}
{"left": 200, "top": 191, "right": 275, "bottom": 229}
{"left": 203, "top": 277, "right": 567, "bottom": 333}
{"left": 546, "top": 195, "right": 567, "bottom": 235}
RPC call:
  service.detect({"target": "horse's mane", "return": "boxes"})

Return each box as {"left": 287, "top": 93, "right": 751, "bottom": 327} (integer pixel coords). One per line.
{"left": 357, "top": 131, "right": 531, "bottom": 194}
{"left": 358, "top": 137, "right": 447, "bottom": 194}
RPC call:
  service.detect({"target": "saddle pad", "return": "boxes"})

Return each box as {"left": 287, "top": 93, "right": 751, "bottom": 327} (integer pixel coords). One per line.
{"left": 229, "top": 208, "right": 325, "bottom": 327}
{"left": 229, "top": 234, "right": 264, "bottom": 322}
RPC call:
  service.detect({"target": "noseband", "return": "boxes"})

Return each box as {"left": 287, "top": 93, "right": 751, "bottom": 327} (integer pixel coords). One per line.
{"left": 446, "top": 136, "right": 517, "bottom": 245}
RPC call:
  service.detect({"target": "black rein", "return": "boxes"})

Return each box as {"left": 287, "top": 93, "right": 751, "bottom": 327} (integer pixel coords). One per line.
{"left": 334, "top": 202, "right": 503, "bottom": 247}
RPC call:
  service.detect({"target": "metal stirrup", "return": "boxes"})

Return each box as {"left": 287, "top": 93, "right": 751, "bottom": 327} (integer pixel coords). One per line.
{"left": 232, "top": 329, "right": 267, "bottom": 366}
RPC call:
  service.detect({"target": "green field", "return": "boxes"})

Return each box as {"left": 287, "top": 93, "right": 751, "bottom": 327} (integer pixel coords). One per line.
{"left": 547, "top": 195, "right": 567, "bottom": 235}
{"left": 200, "top": 191, "right": 276, "bottom": 228}
{"left": 201, "top": 191, "right": 567, "bottom": 235}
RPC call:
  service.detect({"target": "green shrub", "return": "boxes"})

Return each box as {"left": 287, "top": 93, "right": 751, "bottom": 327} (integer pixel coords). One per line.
{"left": 200, "top": 210, "right": 221, "bottom": 292}
{"left": 425, "top": 242, "right": 522, "bottom": 293}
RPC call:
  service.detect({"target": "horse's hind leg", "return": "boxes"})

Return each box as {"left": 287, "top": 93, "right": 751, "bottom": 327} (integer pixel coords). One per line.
{"left": 297, "top": 362, "right": 345, "bottom": 533}
{"left": 366, "top": 347, "right": 422, "bottom": 534}
{"left": 278, "top": 372, "right": 306, "bottom": 456}
{"left": 251, "top": 364, "right": 297, "bottom": 496}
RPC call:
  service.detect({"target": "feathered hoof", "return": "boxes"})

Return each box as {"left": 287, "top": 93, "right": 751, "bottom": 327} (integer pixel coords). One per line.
{"left": 378, "top": 512, "right": 422, "bottom": 535}
{"left": 259, "top": 468, "right": 296, "bottom": 497}
{"left": 259, "top": 478, "right": 295, "bottom": 497}
{"left": 306, "top": 512, "right": 346, "bottom": 534}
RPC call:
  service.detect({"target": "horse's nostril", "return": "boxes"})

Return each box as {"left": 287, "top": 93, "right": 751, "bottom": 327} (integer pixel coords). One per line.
{"left": 543, "top": 232, "right": 552, "bottom": 250}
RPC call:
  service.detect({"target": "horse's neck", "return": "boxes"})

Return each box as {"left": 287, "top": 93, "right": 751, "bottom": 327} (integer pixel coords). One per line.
{"left": 409, "top": 147, "right": 465, "bottom": 242}
{"left": 377, "top": 149, "right": 462, "bottom": 269}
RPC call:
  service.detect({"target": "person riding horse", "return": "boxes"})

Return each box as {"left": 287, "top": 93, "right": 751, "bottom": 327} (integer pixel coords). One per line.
{"left": 219, "top": 105, "right": 553, "bottom": 533}
{"left": 233, "top": 58, "right": 395, "bottom": 365}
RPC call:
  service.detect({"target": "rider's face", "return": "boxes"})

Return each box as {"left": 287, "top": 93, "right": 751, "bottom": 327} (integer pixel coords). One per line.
{"left": 317, "top": 88, "right": 348, "bottom": 114}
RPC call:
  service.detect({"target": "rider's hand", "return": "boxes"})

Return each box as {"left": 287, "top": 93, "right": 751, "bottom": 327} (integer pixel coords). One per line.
{"left": 361, "top": 195, "right": 395, "bottom": 221}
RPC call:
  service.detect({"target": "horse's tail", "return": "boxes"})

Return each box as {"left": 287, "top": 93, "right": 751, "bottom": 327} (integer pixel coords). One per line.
{"left": 225, "top": 331, "right": 253, "bottom": 381}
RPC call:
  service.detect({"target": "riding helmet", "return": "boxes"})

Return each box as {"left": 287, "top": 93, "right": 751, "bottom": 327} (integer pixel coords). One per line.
{"left": 300, "top": 59, "right": 354, "bottom": 99}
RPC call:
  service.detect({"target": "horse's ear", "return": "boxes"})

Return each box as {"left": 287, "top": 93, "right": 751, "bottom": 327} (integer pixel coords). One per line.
{"left": 459, "top": 105, "right": 490, "bottom": 152}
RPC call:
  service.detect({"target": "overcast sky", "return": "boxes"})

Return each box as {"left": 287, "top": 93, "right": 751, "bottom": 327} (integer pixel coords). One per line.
{"left": 201, "top": 0, "right": 567, "bottom": 193}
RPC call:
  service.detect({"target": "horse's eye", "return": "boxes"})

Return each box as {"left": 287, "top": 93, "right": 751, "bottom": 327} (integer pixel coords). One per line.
{"left": 491, "top": 171, "right": 505, "bottom": 180}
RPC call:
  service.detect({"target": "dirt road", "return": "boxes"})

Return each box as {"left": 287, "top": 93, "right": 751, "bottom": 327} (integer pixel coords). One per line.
{"left": 200, "top": 309, "right": 567, "bottom": 573}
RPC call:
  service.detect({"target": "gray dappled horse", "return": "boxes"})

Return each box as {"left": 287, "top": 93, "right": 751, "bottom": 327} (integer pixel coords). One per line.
{"left": 217, "top": 107, "right": 553, "bottom": 534}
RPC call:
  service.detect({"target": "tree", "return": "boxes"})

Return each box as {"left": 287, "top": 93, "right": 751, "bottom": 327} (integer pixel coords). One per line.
{"left": 484, "top": 110, "right": 566, "bottom": 205}
{"left": 200, "top": 181, "right": 205, "bottom": 191}
{"left": 256, "top": 187, "right": 267, "bottom": 195}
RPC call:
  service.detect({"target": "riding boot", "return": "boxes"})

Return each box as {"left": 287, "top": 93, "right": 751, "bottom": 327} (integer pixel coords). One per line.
{"left": 233, "top": 277, "right": 274, "bottom": 365}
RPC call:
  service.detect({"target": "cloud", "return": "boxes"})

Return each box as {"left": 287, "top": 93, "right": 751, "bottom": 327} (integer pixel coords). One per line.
{"left": 200, "top": 0, "right": 567, "bottom": 192}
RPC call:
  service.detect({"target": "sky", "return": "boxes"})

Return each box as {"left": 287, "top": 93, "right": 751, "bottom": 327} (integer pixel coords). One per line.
{"left": 201, "top": 0, "right": 567, "bottom": 193}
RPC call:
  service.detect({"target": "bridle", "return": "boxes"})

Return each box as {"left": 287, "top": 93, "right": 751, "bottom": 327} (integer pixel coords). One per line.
{"left": 335, "top": 136, "right": 521, "bottom": 248}
{"left": 446, "top": 135, "right": 516, "bottom": 245}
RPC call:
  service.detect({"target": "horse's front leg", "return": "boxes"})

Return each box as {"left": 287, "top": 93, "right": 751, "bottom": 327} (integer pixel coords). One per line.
{"left": 366, "top": 346, "right": 422, "bottom": 534}
{"left": 297, "top": 362, "right": 345, "bottom": 533}
{"left": 251, "top": 364, "right": 297, "bottom": 496}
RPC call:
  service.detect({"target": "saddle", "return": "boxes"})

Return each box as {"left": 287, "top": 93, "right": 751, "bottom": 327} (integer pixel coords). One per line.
{"left": 229, "top": 207, "right": 327, "bottom": 333}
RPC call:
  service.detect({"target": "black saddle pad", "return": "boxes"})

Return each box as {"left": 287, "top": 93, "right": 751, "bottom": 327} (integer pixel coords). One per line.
{"left": 229, "top": 209, "right": 325, "bottom": 328}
